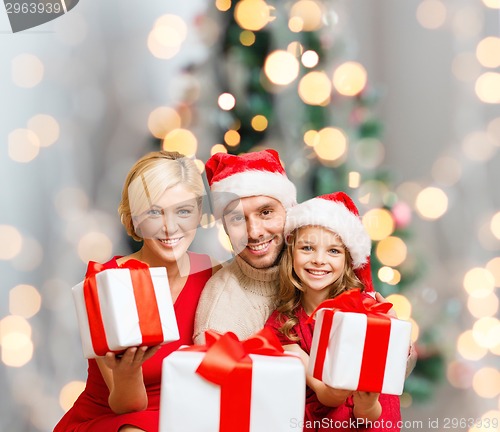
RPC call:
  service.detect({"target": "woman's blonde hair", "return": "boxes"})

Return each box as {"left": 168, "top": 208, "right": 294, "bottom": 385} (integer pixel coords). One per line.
{"left": 276, "top": 227, "right": 365, "bottom": 341}
{"left": 118, "top": 151, "right": 205, "bottom": 241}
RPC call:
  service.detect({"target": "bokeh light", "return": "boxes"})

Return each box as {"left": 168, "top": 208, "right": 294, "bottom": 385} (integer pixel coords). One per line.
{"left": 216, "top": 0, "right": 231, "bottom": 12}
{"left": 211, "top": 144, "right": 228, "bottom": 156}
{"left": 415, "top": 187, "right": 448, "bottom": 220}
{"left": 488, "top": 117, "right": 500, "bottom": 143}
{"left": 8, "top": 128, "right": 40, "bottom": 163}
{"left": 409, "top": 318, "right": 419, "bottom": 343}
{"left": 27, "top": 114, "right": 60, "bottom": 147}
{"left": 363, "top": 208, "right": 395, "bottom": 241}
{"left": 298, "top": 71, "right": 332, "bottom": 105}
{"left": 432, "top": 156, "right": 462, "bottom": 186}
{"left": 0, "top": 315, "right": 33, "bottom": 367}
{"left": 251, "top": 115, "right": 268, "bottom": 131}
{"left": 476, "top": 37, "right": 500, "bottom": 68}
{"left": 234, "top": 0, "right": 273, "bottom": 31}
{"left": 475, "top": 72, "right": 500, "bottom": 104}
{"left": 482, "top": 0, "right": 500, "bottom": 8}
{"left": 218, "top": 93, "right": 236, "bottom": 111}
{"left": 264, "top": 50, "right": 300, "bottom": 86}
{"left": 313, "top": 127, "right": 348, "bottom": 162}
{"left": 452, "top": 52, "right": 481, "bottom": 82}
{"left": 77, "top": 231, "right": 113, "bottom": 263}
{"left": 59, "top": 381, "right": 86, "bottom": 412}
{"left": 462, "top": 131, "right": 496, "bottom": 161}
{"left": 464, "top": 267, "right": 495, "bottom": 298}
{"left": 386, "top": 294, "right": 412, "bottom": 319}
{"left": 491, "top": 212, "right": 500, "bottom": 240}
{"left": 348, "top": 171, "right": 360, "bottom": 189}
{"left": 163, "top": 128, "right": 198, "bottom": 156}
{"left": 9, "top": 285, "right": 42, "bottom": 318}
{"left": 194, "top": 159, "right": 205, "bottom": 174}
{"left": 148, "top": 14, "right": 187, "bottom": 59}
{"left": 353, "top": 137, "right": 385, "bottom": 169}
{"left": 289, "top": 0, "right": 324, "bottom": 32}
{"left": 472, "top": 368, "right": 500, "bottom": 398}
{"left": 11, "top": 54, "right": 44, "bottom": 88}
{"left": 148, "top": 107, "right": 181, "bottom": 139}
{"left": 218, "top": 224, "right": 233, "bottom": 252}
{"left": 473, "top": 317, "right": 500, "bottom": 349}
{"left": 224, "top": 130, "right": 241, "bottom": 147}
{"left": 240, "top": 30, "right": 256, "bottom": 46}
{"left": 416, "top": 0, "right": 447, "bottom": 29}
{"left": 486, "top": 257, "right": 500, "bottom": 286}
{"left": 457, "top": 330, "right": 488, "bottom": 360}
{"left": 467, "top": 293, "right": 499, "bottom": 318}
{"left": 303, "top": 129, "right": 318, "bottom": 147}
{"left": 332, "top": 62, "right": 367, "bottom": 96}
{"left": 375, "top": 236, "right": 407, "bottom": 267}
{"left": 301, "top": 50, "right": 319, "bottom": 68}
{"left": 0, "top": 225, "right": 23, "bottom": 260}
{"left": 452, "top": 6, "right": 483, "bottom": 39}
{"left": 447, "top": 360, "right": 473, "bottom": 389}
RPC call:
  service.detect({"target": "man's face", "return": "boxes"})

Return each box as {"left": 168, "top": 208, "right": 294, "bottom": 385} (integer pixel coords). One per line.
{"left": 222, "top": 195, "right": 287, "bottom": 269}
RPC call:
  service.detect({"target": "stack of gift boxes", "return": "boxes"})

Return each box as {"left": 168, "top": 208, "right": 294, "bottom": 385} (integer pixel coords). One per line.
{"left": 73, "top": 265, "right": 411, "bottom": 431}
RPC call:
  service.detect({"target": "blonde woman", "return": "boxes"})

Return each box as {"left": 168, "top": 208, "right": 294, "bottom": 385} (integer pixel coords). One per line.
{"left": 54, "top": 151, "right": 219, "bottom": 432}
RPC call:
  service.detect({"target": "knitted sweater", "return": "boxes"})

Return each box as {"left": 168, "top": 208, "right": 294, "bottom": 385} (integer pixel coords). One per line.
{"left": 193, "top": 255, "right": 279, "bottom": 344}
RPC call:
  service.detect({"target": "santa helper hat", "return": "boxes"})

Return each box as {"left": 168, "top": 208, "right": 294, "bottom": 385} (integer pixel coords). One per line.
{"left": 205, "top": 149, "right": 297, "bottom": 219}
{"left": 285, "top": 191, "right": 375, "bottom": 292}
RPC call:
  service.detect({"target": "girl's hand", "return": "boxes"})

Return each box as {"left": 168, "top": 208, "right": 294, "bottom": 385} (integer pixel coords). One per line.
{"left": 375, "top": 291, "right": 397, "bottom": 318}
{"left": 353, "top": 391, "right": 381, "bottom": 422}
{"left": 313, "top": 382, "right": 353, "bottom": 407}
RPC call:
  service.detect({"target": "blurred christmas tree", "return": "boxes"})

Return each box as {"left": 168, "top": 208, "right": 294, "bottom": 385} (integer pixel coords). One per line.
{"left": 204, "top": 0, "right": 446, "bottom": 404}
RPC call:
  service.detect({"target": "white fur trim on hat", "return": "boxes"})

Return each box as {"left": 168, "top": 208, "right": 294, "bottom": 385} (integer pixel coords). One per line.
{"left": 210, "top": 169, "right": 297, "bottom": 219}
{"left": 284, "top": 198, "right": 371, "bottom": 268}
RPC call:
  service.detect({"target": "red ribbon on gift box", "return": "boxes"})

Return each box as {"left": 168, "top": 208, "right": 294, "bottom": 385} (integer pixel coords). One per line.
{"left": 83, "top": 259, "right": 164, "bottom": 356}
{"left": 308, "top": 289, "right": 394, "bottom": 393}
{"left": 182, "top": 329, "right": 291, "bottom": 432}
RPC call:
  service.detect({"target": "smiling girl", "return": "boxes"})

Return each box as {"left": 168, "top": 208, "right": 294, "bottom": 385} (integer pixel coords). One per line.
{"left": 265, "top": 191, "right": 402, "bottom": 432}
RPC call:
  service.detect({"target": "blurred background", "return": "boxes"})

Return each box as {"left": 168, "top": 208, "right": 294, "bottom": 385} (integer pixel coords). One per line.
{"left": 1, "top": 0, "right": 499, "bottom": 430}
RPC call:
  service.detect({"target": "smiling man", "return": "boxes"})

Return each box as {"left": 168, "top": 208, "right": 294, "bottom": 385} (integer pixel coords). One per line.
{"left": 193, "top": 149, "right": 297, "bottom": 343}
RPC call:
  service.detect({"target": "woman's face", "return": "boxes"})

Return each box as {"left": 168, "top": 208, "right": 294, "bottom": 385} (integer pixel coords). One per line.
{"left": 133, "top": 183, "right": 201, "bottom": 266}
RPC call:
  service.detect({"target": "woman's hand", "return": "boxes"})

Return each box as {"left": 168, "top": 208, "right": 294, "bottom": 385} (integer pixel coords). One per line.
{"left": 104, "top": 345, "right": 161, "bottom": 375}
{"left": 353, "top": 391, "right": 381, "bottom": 422}
{"left": 97, "top": 345, "right": 161, "bottom": 414}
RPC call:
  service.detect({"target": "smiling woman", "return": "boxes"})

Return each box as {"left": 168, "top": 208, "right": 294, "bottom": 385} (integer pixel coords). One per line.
{"left": 53, "top": 151, "right": 219, "bottom": 432}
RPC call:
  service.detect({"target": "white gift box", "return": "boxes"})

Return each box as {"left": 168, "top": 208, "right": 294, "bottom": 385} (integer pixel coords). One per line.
{"left": 72, "top": 266, "right": 179, "bottom": 358}
{"left": 308, "top": 310, "right": 412, "bottom": 395}
{"left": 159, "top": 350, "right": 305, "bottom": 432}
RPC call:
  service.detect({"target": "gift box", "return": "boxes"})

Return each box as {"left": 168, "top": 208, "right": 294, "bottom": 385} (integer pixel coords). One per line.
{"left": 72, "top": 260, "right": 179, "bottom": 358}
{"left": 159, "top": 330, "right": 305, "bottom": 432}
{"left": 308, "top": 289, "right": 412, "bottom": 395}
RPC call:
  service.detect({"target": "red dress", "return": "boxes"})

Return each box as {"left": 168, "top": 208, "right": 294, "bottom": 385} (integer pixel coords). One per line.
{"left": 54, "top": 252, "right": 213, "bottom": 432}
{"left": 265, "top": 300, "right": 402, "bottom": 432}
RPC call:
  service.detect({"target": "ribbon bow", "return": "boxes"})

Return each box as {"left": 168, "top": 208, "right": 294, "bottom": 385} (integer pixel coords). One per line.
{"left": 83, "top": 258, "right": 164, "bottom": 356}
{"left": 184, "top": 329, "right": 288, "bottom": 432}
{"left": 307, "top": 288, "right": 393, "bottom": 324}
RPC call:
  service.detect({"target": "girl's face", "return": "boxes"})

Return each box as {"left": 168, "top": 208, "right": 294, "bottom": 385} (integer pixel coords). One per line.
{"left": 134, "top": 183, "right": 201, "bottom": 265}
{"left": 292, "top": 226, "right": 346, "bottom": 294}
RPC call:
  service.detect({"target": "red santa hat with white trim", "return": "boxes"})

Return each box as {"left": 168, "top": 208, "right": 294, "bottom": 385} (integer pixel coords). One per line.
{"left": 285, "top": 191, "right": 375, "bottom": 292}
{"left": 206, "top": 149, "right": 297, "bottom": 219}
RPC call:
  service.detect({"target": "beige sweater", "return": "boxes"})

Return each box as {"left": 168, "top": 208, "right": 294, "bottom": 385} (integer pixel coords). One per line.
{"left": 193, "top": 255, "right": 279, "bottom": 344}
